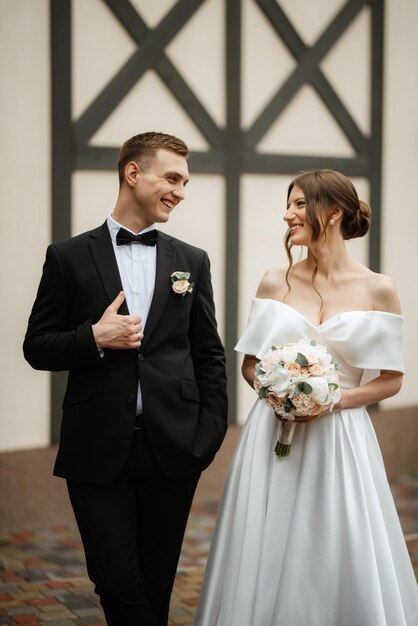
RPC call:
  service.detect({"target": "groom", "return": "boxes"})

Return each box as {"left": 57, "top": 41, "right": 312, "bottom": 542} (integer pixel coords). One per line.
{"left": 23, "top": 131, "right": 228, "bottom": 626}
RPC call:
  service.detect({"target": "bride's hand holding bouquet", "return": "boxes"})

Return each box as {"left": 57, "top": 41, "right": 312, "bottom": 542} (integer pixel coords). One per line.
{"left": 254, "top": 340, "right": 341, "bottom": 457}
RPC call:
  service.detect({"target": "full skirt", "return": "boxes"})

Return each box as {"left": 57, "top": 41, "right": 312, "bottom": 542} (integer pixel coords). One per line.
{"left": 195, "top": 401, "right": 418, "bottom": 626}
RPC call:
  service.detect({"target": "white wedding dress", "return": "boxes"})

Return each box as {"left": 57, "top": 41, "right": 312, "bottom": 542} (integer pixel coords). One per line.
{"left": 195, "top": 298, "right": 418, "bottom": 626}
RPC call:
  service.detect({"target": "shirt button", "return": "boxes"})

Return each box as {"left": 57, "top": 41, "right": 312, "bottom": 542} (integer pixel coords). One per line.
{"left": 138, "top": 354, "right": 144, "bottom": 362}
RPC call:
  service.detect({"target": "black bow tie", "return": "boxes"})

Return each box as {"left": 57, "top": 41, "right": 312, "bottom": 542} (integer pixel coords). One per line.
{"left": 116, "top": 228, "right": 158, "bottom": 246}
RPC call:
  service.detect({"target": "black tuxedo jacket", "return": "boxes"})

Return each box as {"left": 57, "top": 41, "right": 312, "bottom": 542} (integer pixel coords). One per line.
{"left": 23, "top": 223, "right": 228, "bottom": 483}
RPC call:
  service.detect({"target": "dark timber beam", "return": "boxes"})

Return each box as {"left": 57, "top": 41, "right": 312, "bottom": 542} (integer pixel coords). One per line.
{"left": 74, "top": 0, "right": 206, "bottom": 144}
{"left": 50, "top": 0, "right": 72, "bottom": 443}
{"left": 224, "top": 0, "right": 241, "bottom": 423}
{"left": 249, "top": 0, "right": 368, "bottom": 151}
{"left": 104, "top": 0, "right": 224, "bottom": 148}
{"left": 242, "top": 153, "right": 370, "bottom": 177}
{"left": 368, "top": 0, "right": 384, "bottom": 271}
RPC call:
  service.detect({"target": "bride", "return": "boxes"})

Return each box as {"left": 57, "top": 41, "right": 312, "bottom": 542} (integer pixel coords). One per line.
{"left": 195, "top": 170, "right": 418, "bottom": 626}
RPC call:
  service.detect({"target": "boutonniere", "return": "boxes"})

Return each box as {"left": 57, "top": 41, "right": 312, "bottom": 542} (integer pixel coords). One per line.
{"left": 171, "top": 271, "right": 194, "bottom": 296}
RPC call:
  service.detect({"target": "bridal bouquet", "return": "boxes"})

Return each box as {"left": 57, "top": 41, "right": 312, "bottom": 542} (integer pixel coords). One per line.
{"left": 254, "top": 340, "right": 341, "bottom": 457}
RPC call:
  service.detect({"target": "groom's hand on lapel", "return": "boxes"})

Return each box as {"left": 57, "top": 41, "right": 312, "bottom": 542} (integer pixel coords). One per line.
{"left": 92, "top": 291, "right": 143, "bottom": 350}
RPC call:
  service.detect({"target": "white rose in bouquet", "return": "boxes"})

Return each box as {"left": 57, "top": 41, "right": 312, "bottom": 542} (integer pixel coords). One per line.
{"left": 260, "top": 349, "right": 283, "bottom": 370}
{"left": 257, "top": 366, "right": 288, "bottom": 390}
{"left": 280, "top": 343, "right": 300, "bottom": 364}
{"left": 270, "top": 368, "right": 292, "bottom": 397}
{"left": 307, "top": 376, "right": 332, "bottom": 405}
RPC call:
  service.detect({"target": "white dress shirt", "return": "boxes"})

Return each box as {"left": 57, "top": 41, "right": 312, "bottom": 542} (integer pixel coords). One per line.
{"left": 107, "top": 214, "right": 157, "bottom": 414}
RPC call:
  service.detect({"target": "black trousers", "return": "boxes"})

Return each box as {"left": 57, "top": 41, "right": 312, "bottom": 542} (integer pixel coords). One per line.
{"left": 67, "top": 428, "right": 200, "bottom": 626}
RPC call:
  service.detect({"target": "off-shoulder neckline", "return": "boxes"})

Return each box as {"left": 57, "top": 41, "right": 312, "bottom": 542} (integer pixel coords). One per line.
{"left": 253, "top": 297, "right": 403, "bottom": 329}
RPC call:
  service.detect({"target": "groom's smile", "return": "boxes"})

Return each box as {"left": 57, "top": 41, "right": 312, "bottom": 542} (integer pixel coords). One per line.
{"left": 133, "top": 148, "right": 190, "bottom": 227}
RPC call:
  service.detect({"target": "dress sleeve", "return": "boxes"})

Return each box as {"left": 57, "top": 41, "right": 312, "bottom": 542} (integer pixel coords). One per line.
{"left": 235, "top": 299, "right": 280, "bottom": 358}
{"left": 326, "top": 312, "right": 405, "bottom": 374}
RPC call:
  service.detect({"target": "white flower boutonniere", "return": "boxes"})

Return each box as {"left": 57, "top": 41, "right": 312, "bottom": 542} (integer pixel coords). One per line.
{"left": 171, "top": 271, "right": 194, "bottom": 296}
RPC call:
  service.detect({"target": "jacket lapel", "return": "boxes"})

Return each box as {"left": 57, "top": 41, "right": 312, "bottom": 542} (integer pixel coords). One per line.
{"left": 142, "top": 232, "right": 176, "bottom": 348}
{"left": 88, "top": 221, "right": 130, "bottom": 315}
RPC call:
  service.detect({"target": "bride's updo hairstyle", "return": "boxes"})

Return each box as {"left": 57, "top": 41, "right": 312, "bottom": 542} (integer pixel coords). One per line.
{"left": 284, "top": 169, "right": 371, "bottom": 305}
{"left": 285, "top": 169, "right": 371, "bottom": 256}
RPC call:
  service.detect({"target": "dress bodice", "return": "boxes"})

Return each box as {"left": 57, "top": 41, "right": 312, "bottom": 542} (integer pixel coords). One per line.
{"left": 235, "top": 298, "right": 404, "bottom": 388}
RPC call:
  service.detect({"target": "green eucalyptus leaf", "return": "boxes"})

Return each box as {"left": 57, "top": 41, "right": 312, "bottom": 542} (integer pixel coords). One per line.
{"left": 295, "top": 352, "right": 309, "bottom": 366}
{"left": 284, "top": 398, "right": 295, "bottom": 413}
{"left": 300, "top": 381, "right": 313, "bottom": 394}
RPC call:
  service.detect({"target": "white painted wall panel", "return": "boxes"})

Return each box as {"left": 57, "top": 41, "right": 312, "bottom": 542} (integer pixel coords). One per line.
{"left": 0, "top": 0, "right": 50, "bottom": 450}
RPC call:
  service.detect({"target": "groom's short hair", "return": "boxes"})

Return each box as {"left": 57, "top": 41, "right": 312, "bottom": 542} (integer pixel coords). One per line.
{"left": 118, "top": 131, "right": 189, "bottom": 184}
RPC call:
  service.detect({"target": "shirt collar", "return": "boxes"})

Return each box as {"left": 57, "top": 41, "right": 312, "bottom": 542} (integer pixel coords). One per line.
{"left": 107, "top": 214, "right": 157, "bottom": 244}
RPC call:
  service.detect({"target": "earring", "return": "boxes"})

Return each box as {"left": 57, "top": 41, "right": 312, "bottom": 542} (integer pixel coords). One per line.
{"left": 329, "top": 219, "right": 335, "bottom": 225}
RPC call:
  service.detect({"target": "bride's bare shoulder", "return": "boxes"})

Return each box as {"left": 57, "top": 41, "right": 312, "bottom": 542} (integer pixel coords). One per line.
{"left": 368, "top": 271, "right": 401, "bottom": 314}
{"left": 255, "top": 268, "right": 288, "bottom": 300}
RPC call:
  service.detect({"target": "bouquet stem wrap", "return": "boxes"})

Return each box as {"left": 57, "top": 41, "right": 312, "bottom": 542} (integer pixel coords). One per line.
{"left": 275, "top": 422, "right": 296, "bottom": 457}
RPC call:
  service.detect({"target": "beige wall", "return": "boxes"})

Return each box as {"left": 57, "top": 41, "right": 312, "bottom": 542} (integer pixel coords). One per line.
{"left": 381, "top": 0, "right": 418, "bottom": 409}
{"left": 1, "top": 1, "right": 50, "bottom": 450}
{"left": 1, "top": 0, "right": 417, "bottom": 449}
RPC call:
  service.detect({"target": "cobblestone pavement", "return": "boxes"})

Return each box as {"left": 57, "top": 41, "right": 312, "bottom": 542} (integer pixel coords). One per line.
{"left": 0, "top": 476, "right": 416, "bottom": 626}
